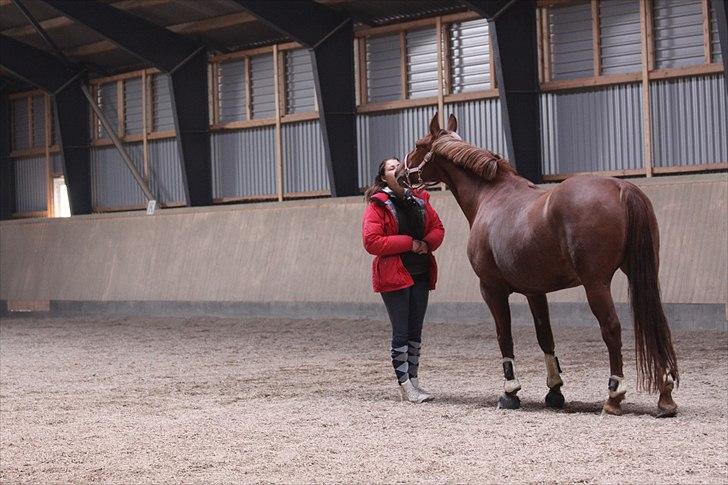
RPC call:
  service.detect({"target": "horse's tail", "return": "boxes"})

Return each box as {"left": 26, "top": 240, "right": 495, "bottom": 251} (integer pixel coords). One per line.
{"left": 623, "top": 184, "right": 678, "bottom": 393}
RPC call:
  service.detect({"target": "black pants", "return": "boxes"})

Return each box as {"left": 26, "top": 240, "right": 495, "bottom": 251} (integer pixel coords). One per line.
{"left": 381, "top": 273, "right": 430, "bottom": 382}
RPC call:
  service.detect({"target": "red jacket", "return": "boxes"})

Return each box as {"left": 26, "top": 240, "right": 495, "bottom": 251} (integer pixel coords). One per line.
{"left": 362, "top": 189, "right": 445, "bottom": 293}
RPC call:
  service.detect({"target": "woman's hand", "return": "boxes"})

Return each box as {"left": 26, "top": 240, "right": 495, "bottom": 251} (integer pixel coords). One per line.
{"left": 412, "top": 240, "right": 429, "bottom": 254}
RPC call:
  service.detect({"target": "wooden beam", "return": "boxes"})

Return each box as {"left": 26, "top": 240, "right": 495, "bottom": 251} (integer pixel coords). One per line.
{"left": 280, "top": 111, "right": 319, "bottom": 124}
{"left": 542, "top": 168, "right": 645, "bottom": 181}
{"left": 444, "top": 88, "right": 499, "bottom": 103}
{"left": 649, "top": 63, "right": 724, "bottom": 79}
{"left": 540, "top": 72, "right": 641, "bottom": 91}
{"left": 652, "top": 162, "right": 728, "bottom": 174}
{"left": 356, "top": 96, "right": 438, "bottom": 114}
{"left": 703, "top": 0, "right": 712, "bottom": 64}
{"left": 273, "top": 44, "right": 284, "bottom": 202}
{"left": 592, "top": 0, "right": 601, "bottom": 76}
{"left": 210, "top": 118, "right": 276, "bottom": 131}
{"left": 354, "top": 11, "right": 480, "bottom": 38}
{"left": 640, "top": 0, "right": 653, "bottom": 177}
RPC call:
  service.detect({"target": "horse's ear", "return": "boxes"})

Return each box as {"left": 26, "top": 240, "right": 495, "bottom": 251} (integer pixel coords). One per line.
{"left": 447, "top": 114, "right": 458, "bottom": 132}
{"left": 429, "top": 112, "right": 440, "bottom": 137}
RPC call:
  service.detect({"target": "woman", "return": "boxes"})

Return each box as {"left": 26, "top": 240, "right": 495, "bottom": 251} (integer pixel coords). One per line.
{"left": 362, "top": 158, "right": 445, "bottom": 403}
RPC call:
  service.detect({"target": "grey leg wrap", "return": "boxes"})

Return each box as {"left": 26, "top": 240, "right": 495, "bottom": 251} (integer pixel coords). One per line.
{"left": 407, "top": 340, "right": 421, "bottom": 379}
{"left": 391, "top": 344, "right": 409, "bottom": 384}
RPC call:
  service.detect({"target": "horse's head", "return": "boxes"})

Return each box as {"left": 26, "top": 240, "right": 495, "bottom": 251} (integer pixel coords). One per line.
{"left": 403, "top": 112, "right": 459, "bottom": 188}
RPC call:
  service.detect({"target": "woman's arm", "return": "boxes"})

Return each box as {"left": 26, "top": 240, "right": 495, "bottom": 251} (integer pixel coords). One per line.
{"left": 362, "top": 204, "right": 413, "bottom": 256}
{"left": 422, "top": 203, "right": 445, "bottom": 252}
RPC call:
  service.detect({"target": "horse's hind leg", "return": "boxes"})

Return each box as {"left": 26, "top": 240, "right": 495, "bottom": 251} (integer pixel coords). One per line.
{"left": 527, "top": 294, "right": 565, "bottom": 408}
{"left": 584, "top": 282, "right": 626, "bottom": 415}
{"left": 480, "top": 282, "right": 521, "bottom": 410}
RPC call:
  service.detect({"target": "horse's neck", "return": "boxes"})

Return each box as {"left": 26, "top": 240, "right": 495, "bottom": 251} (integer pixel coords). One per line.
{"left": 438, "top": 157, "right": 530, "bottom": 226}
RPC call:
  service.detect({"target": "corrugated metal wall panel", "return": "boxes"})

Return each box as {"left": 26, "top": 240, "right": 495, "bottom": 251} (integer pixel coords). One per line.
{"left": 447, "top": 98, "right": 509, "bottom": 158}
{"left": 540, "top": 83, "right": 644, "bottom": 174}
{"left": 12, "top": 98, "right": 29, "bottom": 151}
{"left": 90, "top": 143, "right": 146, "bottom": 208}
{"left": 449, "top": 19, "right": 491, "bottom": 93}
{"left": 211, "top": 127, "right": 276, "bottom": 198}
{"left": 153, "top": 74, "right": 175, "bottom": 132}
{"left": 357, "top": 105, "right": 436, "bottom": 187}
{"left": 651, "top": 74, "right": 728, "bottom": 167}
{"left": 124, "top": 77, "right": 143, "bottom": 135}
{"left": 98, "top": 82, "right": 118, "bottom": 137}
{"left": 250, "top": 54, "right": 275, "bottom": 119}
{"left": 599, "top": 0, "right": 642, "bottom": 74}
{"left": 406, "top": 27, "right": 439, "bottom": 99}
{"left": 14, "top": 156, "right": 47, "bottom": 213}
{"left": 218, "top": 60, "right": 246, "bottom": 122}
{"left": 549, "top": 2, "right": 594, "bottom": 80}
{"left": 653, "top": 0, "right": 705, "bottom": 68}
{"left": 367, "top": 33, "right": 402, "bottom": 103}
{"left": 52, "top": 153, "right": 63, "bottom": 174}
{"left": 148, "top": 138, "right": 186, "bottom": 204}
{"left": 286, "top": 49, "right": 316, "bottom": 114}
{"left": 711, "top": 3, "right": 722, "bottom": 63}
{"left": 31, "top": 96, "right": 45, "bottom": 147}
{"left": 282, "top": 120, "right": 330, "bottom": 193}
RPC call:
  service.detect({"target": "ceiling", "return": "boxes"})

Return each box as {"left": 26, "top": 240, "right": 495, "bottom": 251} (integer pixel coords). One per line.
{"left": 1, "top": 0, "right": 468, "bottom": 90}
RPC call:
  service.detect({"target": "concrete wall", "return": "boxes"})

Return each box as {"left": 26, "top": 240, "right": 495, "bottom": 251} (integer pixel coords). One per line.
{"left": 1, "top": 174, "right": 726, "bottom": 326}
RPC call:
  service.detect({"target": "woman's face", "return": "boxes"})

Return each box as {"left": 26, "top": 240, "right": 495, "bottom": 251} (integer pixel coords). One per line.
{"left": 381, "top": 158, "right": 402, "bottom": 190}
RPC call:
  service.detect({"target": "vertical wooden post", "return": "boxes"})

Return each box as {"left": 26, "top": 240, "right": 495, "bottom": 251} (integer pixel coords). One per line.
{"left": 592, "top": 0, "right": 601, "bottom": 77}
{"left": 358, "top": 37, "right": 368, "bottom": 105}
{"left": 117, "top": 80, "right": 125, "bottom": 138}
{"left": 210, "top": 62, "right": 220, "bottom": 124}
{"left": 436, "top": 17, "right": 445, "bottom": 126}
{"left": 640, "top": 0, "right": 654, "bottom": 177}
{"left": 537, "top": 8, "right": 544, "bottom": 83}
{"left": 244, "top": 57, "right": 252, "bottom": 120}
{"left": 45, "top": 94, "right": 53, "bottom": 217}
{"left": 26, "top": 97, "right": 32, "bottom": 149}
{"left": 142, "top": 70, "right": 149, "bottom": 181}
{"left": 273, "top": 45, "right": 284, "bottom": 201}
{"left": 442, "top": 18, "right": 452, "bottom": 96}
{"left": 436, "top": 17, "right": 447, "bottom": 191}
{"left": 702, "top": 0, "right": 712, "bottom": 64}
{"left": 278, "top": 49, "right": 287, "bottom": 117}
{"left": 489, "top": 28, "right": 496, "bottom": 89}
{"left": 400, "top": 31, "right": 408, "bottom": 99}
{"left": 543, "top": 7, "right": 552, "bottom": 82}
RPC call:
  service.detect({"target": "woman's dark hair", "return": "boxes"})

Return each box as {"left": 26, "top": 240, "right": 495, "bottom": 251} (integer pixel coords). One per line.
{"left": 364, "top": 158, "right": 399, "bottom": 202}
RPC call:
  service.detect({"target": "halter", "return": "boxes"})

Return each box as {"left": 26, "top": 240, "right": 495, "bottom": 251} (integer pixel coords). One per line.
{"left": 402, "top": 148, "right": 435, "bottom": 190}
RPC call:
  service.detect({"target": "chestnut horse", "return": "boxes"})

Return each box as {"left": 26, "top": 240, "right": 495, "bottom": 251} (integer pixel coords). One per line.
{"left": 403, "top": 113, "right": 679, "bottom": 417}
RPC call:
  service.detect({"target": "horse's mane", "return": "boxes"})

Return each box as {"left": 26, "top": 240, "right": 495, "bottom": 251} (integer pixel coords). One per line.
{"left": 431, "top": 135, "right": 515, "bottom": 181}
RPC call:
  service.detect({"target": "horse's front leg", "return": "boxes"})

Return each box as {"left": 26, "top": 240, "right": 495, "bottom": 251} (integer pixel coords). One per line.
{"left": 527, "top": 294, "right": 565, "bottom": 408}
{"left": 480, "top": 282, "right": 521, "bottom": 409}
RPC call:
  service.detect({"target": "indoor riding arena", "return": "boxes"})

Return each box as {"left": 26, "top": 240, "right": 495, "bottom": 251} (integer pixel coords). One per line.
{"left": 1, "top": 1, "right": 726, "bottom": 483}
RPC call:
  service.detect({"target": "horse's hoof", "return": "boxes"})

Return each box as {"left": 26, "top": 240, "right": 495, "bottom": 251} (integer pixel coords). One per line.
{"left": 602, "top": 399, "right": 623, "bottom": 416}
{"left": 656, "top": 408, "right": 677, "bottom": 418}
{"left": 657, "top": 401, "right": 678, "bottom": 418}
{"left": 497, "top": 392, "right": 521, "bottom": 410}
{"left": 545, "top": 388, "right": 565, "bottom": 408}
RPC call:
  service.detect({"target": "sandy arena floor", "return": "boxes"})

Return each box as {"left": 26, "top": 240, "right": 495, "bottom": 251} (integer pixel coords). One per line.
{"left": 1, "top": 315, "right": 726, "bottom": 483}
